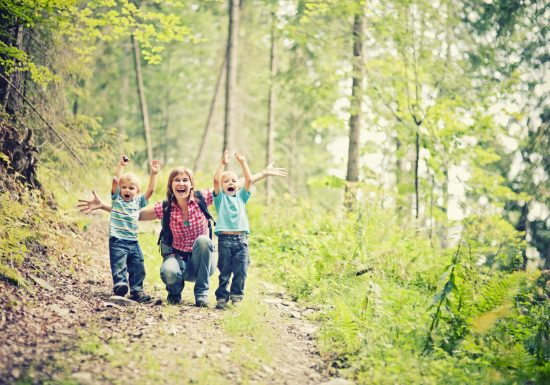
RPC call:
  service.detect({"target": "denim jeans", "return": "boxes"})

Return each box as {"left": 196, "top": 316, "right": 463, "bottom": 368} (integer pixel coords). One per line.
{"left": 109, "top": 237, "right": 146, "bottom": 295}
{"left": 215, "top": 233, "right": 250, "bottom": 301}
{"left": 160, "top": 235, "right": 215, "bottom": 298}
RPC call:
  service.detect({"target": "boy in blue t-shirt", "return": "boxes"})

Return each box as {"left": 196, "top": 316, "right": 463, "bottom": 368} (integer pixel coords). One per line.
{"left": 213, "top": 149, "right": 252, "bottom": 309}
{"left": 109, "top": 156, "right": 160, "bottom": 302}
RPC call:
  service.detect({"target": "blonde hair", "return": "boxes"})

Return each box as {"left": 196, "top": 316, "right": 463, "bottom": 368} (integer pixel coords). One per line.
{"left": 220, "top": 170, "right": 237, "bottom": 182}
{"left": 119, "top": 172, "right": 140, "bottom": 187}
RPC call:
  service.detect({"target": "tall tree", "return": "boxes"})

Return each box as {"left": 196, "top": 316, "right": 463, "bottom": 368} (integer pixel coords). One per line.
{"left": 345, "top": 2, "right": 365, "bottom": 210}
{"left": 265, "top": 9, "right": 278, "bottom": 205}
{"left": 131, "top": 34, "right": 153, "bottom": 163}
{"left": 194, "top": 53, "right": 226, "bottom": 171}
{"left": 224, "top": 0, "right": 240, "bottom": 153}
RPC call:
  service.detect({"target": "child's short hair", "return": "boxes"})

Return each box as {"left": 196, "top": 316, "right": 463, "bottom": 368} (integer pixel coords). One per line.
{"left": 119, "top": 172, "right": 140, "bottom": 187}
{"left": 220, "top": 170, "right": 238, "bottom": 182}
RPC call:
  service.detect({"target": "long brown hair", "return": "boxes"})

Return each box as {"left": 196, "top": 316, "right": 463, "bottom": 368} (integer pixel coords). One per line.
{"left": 166, "top": 167, "right": 195, "bottom": 204}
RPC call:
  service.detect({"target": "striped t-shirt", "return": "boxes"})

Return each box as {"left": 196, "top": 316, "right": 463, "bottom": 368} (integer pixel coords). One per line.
{"left": 109, "top": 189, "right": 147, "bottom": 241}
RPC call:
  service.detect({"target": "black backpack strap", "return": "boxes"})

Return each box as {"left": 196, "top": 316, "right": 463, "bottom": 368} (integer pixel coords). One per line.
{"left": 194, "top": 190, "right": 215, "bottom": 239}
{"left": 158, "top": 200, "right": 174, "bottom": 258}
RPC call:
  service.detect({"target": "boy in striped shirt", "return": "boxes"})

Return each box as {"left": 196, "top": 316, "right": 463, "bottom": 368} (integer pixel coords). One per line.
{"left": 109, "top": 156, "right": 160, "bottom": 302}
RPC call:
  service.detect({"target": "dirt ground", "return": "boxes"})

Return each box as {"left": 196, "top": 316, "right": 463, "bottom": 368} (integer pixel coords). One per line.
{"left": 0, "top": 219, "right": 349, "bottom": 385}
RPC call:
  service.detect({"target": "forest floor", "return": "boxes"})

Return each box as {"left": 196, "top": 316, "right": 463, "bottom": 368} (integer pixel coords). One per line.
{"left": 0, "top": 217, "right": 349, "bottom": 385}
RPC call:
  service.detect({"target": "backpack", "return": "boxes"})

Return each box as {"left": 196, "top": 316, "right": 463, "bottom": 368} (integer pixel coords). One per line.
{"left": 157, "top": 190, "right": 215, "bottom": 256}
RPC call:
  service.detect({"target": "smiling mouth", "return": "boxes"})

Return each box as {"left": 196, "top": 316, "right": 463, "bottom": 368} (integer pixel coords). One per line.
{"left": 176, "top": 188, "right": 187, "bottom": 194}
{"left": 124, "top": 194, "right": 131, "bottom": 199}
{"left": 227, "top": 187, "right": 235, "bottom": 192}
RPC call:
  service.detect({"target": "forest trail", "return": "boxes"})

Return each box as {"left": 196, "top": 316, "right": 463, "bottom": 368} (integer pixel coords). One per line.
{"left": 0, "top": 218, "right": 343, "bottom": 385}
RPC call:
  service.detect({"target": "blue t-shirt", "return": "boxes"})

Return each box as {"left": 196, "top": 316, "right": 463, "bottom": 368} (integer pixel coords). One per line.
{"left": 109, "top": 189, "right": 147, "bottom": 241}
{"left": 213, "top": 188, "right": 251, "bottom": 234}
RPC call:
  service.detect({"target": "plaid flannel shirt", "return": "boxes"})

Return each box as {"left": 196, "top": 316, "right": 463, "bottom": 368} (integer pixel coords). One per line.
{"left": 153, "top": 189, "right": 213, "bottom": 252}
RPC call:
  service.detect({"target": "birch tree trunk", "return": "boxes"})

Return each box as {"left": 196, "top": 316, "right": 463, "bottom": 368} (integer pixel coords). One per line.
{"left": 265, "top": 11, "right": 277, "bottom": 205}
{"left": 131, "top": 34, "right": 153, "bottom": 163}
{"left": 194, "top": 52, "right": 227, "bottom": 171}
{"left": 345, "top": 8, "right": 364, "bottom": 210}
{"left": 223, "top": 0, "right": 240, "bottom": 153}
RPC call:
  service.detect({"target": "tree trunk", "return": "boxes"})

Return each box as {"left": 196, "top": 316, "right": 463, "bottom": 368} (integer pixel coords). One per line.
{"left": 265, "top": 11, "right": 277, "bottom": 205}
{"left": 223, "top": 0, "right": 240, "bottom": 153}
{"left": 162, "top": 51, "right": 172, "bottom": 166}
{"left": 414, "top": 130, "right": 420, "bottom": 219}
{"left": 194, "top": 51, "right": 227, "bottom": 171}
{"left": 345, "top": 9, "right": 364, "bottom": 210}
{"left": 1, "top": 24, "right": 25, "bottom": 114}
{"left": 131, "top": 34, "right": 153, "bottom": 163}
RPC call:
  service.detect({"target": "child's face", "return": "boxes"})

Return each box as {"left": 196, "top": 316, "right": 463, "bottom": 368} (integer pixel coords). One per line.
{"left": 221, "top": 172, "right": 239, "bottom": 196}
{"left": 171, "top": 172, "right": 193, "bottom": 200}
{"left": 119, "top": 178, "right": 139, "bottom": 201}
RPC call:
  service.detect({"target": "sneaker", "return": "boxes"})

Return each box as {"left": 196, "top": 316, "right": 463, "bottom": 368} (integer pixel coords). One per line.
{"left": 195, "top": 296, "right": 208, "bottom": 307}
{"left": 216, "top": 298, "right": 228, "bottom": 310}
{"left": 167, "top": 294, "right": 181, "bottom": 305}
{"left": 131, "top": 292, "right": 152, "bottom": 303}
{"left": 230, "top": 295, "right": 243, "bottom": 304}
{"left": 114, "top": 285, "right": 128, "bottom": 297}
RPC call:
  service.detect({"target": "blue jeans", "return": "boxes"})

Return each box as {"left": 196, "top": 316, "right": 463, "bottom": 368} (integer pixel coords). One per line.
{"left": 215, "top": 233, "right": 250, "bottom": 301}
{"left": 160, "top": 235, "right": 215, "bottom": 298}
{"left": 109, "top": 237, "right": 146, "bottom": 295}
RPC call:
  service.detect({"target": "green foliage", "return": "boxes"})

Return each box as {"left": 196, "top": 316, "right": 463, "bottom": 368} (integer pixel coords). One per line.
{"left": 250, "top": 190, "right": 547, "bottom": 384}
{"left": 0, "top": 193, "right": 32, "bottom": 285}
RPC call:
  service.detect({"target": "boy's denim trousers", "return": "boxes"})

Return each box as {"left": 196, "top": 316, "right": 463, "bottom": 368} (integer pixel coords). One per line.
{"left": 215, "top": 233, "right": 250, "bottom": 301}
{"left": 109, "top": 237, "right": 146, "bottom": 295}
{"left": 160, "top": 235, "right": 215, "bottom": 299}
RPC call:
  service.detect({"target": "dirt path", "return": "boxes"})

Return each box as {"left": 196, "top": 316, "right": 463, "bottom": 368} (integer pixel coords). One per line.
{"left": 0, "top": 219, "right": 344, "bottom": 385}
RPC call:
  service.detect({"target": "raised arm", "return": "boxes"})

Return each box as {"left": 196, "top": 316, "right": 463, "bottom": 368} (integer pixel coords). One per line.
{"left": 235, "top": 152, "right": 252, "bottom": 191}
{"left": 77, "top": 190, "right": 111, "bottom": 214}
{"left": 112, "top": 156, "right": 128, "bottom": 194}
{"left": 214, "top": 149, "right": 230, "bottom": 195}
{"left": 144, "top": 160, "right": 161, "bottom": 200}
{"left": 242, "top": 162, "right": 288, "bottom": 186}
{"left": 78, "top": 192, "right": 158, "bottom": 221}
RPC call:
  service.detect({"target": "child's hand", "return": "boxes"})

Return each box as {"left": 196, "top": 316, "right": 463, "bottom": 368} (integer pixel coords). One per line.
{"left": 263, "top": 162, "right": 288, "bottom": 177}
{"left": 119, "top": 156, "right": 129, "bottom": 167}
{"left": 150, "top": 160, "right": 161, "bottom": 174}
{"left": 222, "top": 149, "right": 231, "bottom": 165}
{"left": 77, "top": 190, "right": 103, "bottom": 214}
{"left": 235, "top": 152, "right": 246, "bottom": 163}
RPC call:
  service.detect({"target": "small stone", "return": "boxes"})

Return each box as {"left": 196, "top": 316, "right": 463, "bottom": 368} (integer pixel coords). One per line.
{"left": 107, "top": 296, "right": 135, "bottom": 306}
{"left": 29, "top": 274, "right": 55, "bottom": 291}
{"left": 263, "top": 298, "right": 282, "bottom": 305}
{"left": 320, "top": 378, "right": 355, "bottom": 385}
{"left": 11, "top": 368, "right": 20, "bottom": 379}
{"left": 262, "top": 365, "right": 274, "bottom": 374}
{"left": 290, "top": 311, "right": 302, "bottom": 319}
{"left": 72, "top": 372, "right": 93, "bottom": 382}
{"left": 219, "top": 344, "right": 231, "bottom": 354}
{"left": 50, "top": 304, "right": 70, "bottom": 318}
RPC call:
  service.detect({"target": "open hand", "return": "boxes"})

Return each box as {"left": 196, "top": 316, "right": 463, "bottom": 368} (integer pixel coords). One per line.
{"left": 222, "top": 149, "right": 231, "bottom": 165}
{"left": 235, "top": 152, "right": 247, "bottom": 163}
{"left": 263, "top": 162, "right": 288, "bottom": 178}
{"left": 77, "top": 190, "right": 103, "bottom": 214}
{"left": 150, "top": 160, "right": 161, "bottom": 174}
